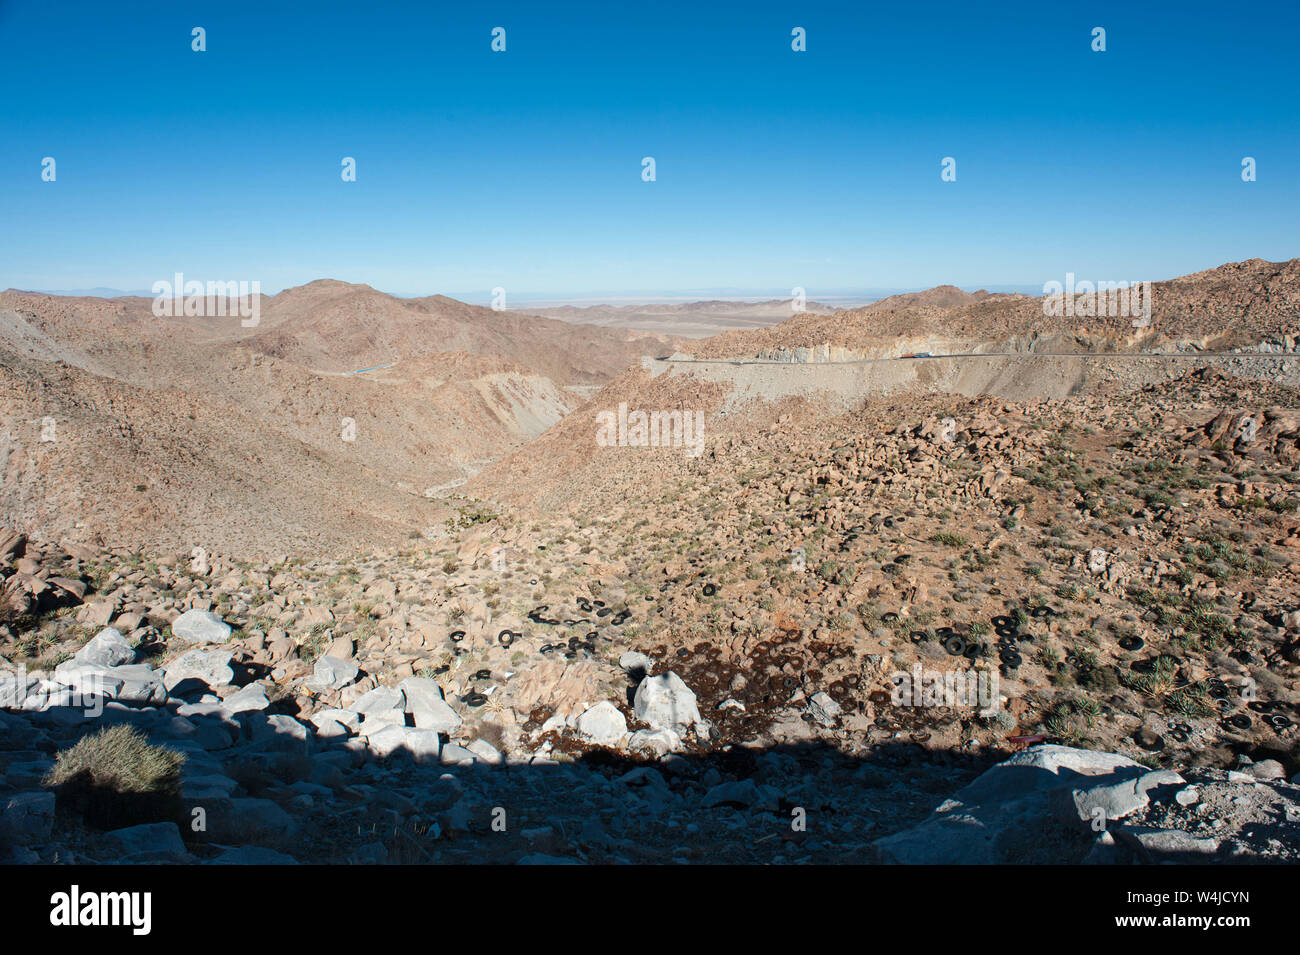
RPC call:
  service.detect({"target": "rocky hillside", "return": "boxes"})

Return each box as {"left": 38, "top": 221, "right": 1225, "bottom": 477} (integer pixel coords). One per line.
{"left": 687, "top": 258, "right": 1300, "bottom": 359}
{"left": 0, "top": 284, "right": 679, "bottom": 557}
{"left": 1, "top": 515, "right": 1295, "bottom": 864}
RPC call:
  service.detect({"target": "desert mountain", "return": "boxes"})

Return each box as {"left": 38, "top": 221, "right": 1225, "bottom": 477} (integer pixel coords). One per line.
{"left": 0, "top": 283, "right": 680, "bottom": 557}
{"left": 687, "top": 258, "right": 1300, "bottom": 360}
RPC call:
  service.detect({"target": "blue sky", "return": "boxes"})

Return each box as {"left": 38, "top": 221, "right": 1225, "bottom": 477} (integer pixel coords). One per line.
{"left": 1, "top": 0, "right": 1297, "bottom": 303}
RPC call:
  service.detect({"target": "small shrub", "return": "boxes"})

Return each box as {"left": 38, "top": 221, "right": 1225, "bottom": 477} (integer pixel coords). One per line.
{"left": 43, "top": 725, "right": 185, "bottom": 830}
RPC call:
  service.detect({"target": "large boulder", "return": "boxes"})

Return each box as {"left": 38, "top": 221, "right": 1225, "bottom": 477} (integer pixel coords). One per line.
{"left": 363, "top": 724, "right": 441, "bottom": 763}
{"left": 161, "top": 648, "right": 235, "bottom": 695}
{"left": 576, "top": 701, "right": 628, "bottom": 745}
{"left": 51, "top": 660, "right": 167, "bottom": 705}
{"left": 873, "top": 745, "right": 1150, "bottom": 864}
{"left": 170, "top": 610, "right": 232, "bottom": 645}
{"left": 398, "top": 678, "right": 461, "bottom": 733}
{"left": 74, "top": 628, "right": 135, "bottom": 668}
{"left": 633, "top": 671, "right": 702, "bottom": 733}
{"left": 0, "top": 791, "right": 55, "bottom": 845}
{"left": 305, "top": 656, "right": 359, "bottom": 693}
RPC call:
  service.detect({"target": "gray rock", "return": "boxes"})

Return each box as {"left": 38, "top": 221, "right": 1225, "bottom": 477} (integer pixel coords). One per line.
{"left": 229, "top": 797, "right": 299, "bottom": 836}
{"left": 627, "top": 727, "right": 682, "bottom": 759}
{"left": 633, "top": 671, "right": 702, "bottom": 733}
{"left": 1066, "top": 769, "right": 1185, "bottom": 823}
{"left": 0, "top": 791, "right": 54, "bottom": 844}
{"left": 221, "top": 683, "right": 270, "bottom": 714}
{"left": 363, "top": 725, "right": 441, "bottom": 763}
{"left": 162, "top": 649, "right": 235, "bottom": 694}
{"left": 103, "top": 822, "right": 187, "bottom": 859}
{"left": 74, "top": 628, "right": 135, "bottom": 667}
{"left": 170, "top": 609, "right": 232, "bottom": 644}
{"left": 52, "top": 661, "right": 167, "bottom": 705}
{"left": 306, "top": 656, "right": 359, "bottom": 693}
{"left": 466, "top": 738, "right": 503, "bottom": 765}
{"left": 1245, "top": 759, "right": 1286, "bottom": 781}
{"left": 440, "top": 742, "right": 477, "bottom": 766}
{"left": 352, "top": 686, "right": 406, "bottom": 727}
{"left": 244, "top": 712, "right": 312, "bottom": 754}
{"left": 576, "top": 701, "right": 628, "bottom": 744}
{"left": 619, "top": 651, "right": 654, "bottom": 674}
{"left": 209, "top": 846, "right": 299, "bottom": 865}
{"left": 806, "top": 691, "right": 842, "bottom": 726}
{"left": 398, "top": 678, "right": 461, "bottom": 733}
{"left": 1117, "top": 826, "right": 1222, "bottom": 860}
{"left": 703, "top": 779, "right": 780, "bottom": 811}
{"left": 874, "top": 745, "right": 1150, "bottom": 865}
{"left": 0, "top": 670, "right": 38, "bottom": 707}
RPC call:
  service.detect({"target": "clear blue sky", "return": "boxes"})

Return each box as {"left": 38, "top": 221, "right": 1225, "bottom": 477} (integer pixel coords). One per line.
{"left": 1, "top": 0, "right": 1297, "bottom": 302}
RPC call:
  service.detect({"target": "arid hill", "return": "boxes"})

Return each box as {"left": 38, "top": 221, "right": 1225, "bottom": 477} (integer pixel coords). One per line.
{"left": 686, "top": 258, "right": 1300, "bottom": 359}
{"left": 0, "top": 283, "right": 679, "bottom": 557}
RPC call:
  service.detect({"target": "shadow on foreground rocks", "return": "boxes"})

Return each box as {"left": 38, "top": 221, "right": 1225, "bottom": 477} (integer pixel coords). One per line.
{"left": 1, "top": 682, "right": 1297, "bottom": 864}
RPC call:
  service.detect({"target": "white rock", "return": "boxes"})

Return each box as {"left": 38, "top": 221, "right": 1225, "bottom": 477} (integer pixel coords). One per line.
{"left": 349, "top": 686, "right": 407, "bottom": 729}
{"left": 1087, "top": 548, "right": 1108, "bottom": 575}
{"left": 633, "top": 671, "right": 702, "bottom": 733}
{"left": 306, "top": 655, "right": 359, "bottom": 692}
{"left": 619, "top": 651, "right": 654, "bottom": 674}
{"left": 466, "top": 738, "right": 503, "bottom": 764}
{"left": 363, "top": 724, "right": 441, "bottom": 763}
{"left": 162, "top": 648, "right": 235, "bottom": 694}
{"left": 576, "top": 701, "right": 628, "bottom": 744}
{"left": 74, "top": 628, "right": 135, "bottom": 667}
{"left": 399, "top": 677, "right": 462, "bottom": 733}
{"left": 807, "top": 691, "right": 841, "bottom": 725}
{"left": 627, "top": 727, "right": 682, "bottom": 758}
{"left": 52, "top": 660, "right": 166, "bottom": 705}
{"left": 170, "top": 609, "right": 232, "bottom": 644}
{"left": 221, "top": 683, "right": 270, "bottom": 714}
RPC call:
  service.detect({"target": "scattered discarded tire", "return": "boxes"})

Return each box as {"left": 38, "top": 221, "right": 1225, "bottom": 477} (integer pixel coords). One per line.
{"left": 1119, "top": 635, "right": 1145, "bottom": 652}
{"left": 1000, "top": 649, "right": 1022, "bottom": 667}
{"left": 1226, "top": 714, "right": 1252, "bottom": 730}
{"left": 943, "top": 635, "right": 967, "bottom": 656}
{"left": 1269, "top": 713, "right": 1293, "bottom": 730}
{"left": 1029, "top": 606, "right": 1054, "bottom": 619}
{"left": 992, "top": 615, "right": 1015, "bottom": 629}
{"left": 473, "top": 669, "right": 492, "bottom": 680}
{"left": 449, "top": 630, "right": 466, "bottom": 642}
{"left": 962, "top": 643, "right": 980, "bottom": 659}
{"left": 497, "top": 630, "right": 515, "bottom": 646}
{"left": 463, "top": 692, "right": 487, "bottom": 707}
{"left": 909, "top": 630, "right": 927, "bottom": 644}
{"left": 881, "top": 612, "right": 899, "bottom": 623}
{"left": 702, "top": 584, "right": 717, "bottom": 597}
